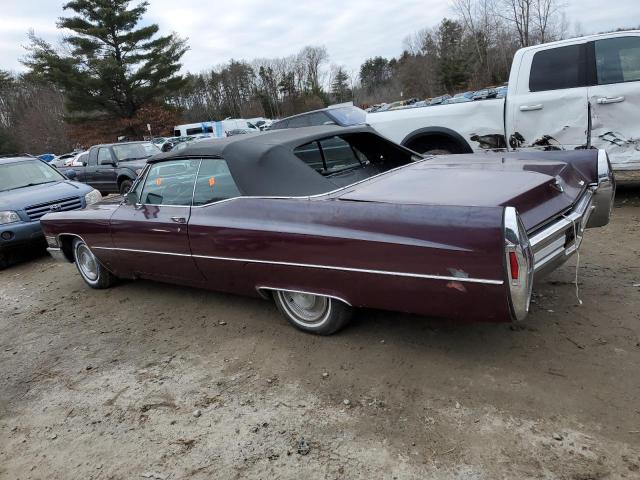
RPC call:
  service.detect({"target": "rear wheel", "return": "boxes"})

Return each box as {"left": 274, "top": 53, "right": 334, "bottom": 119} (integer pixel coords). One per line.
{"left": 72, "top": 238, "right": 116, "bottom": 288}
{"left": 273, "top": 290, "right": 352, "bottom": 335}
{"left": 119, "top": 179, "right": 133, "bottom": 195}
{"left": 422, "top": 148, "right": 453, "bottom": 155}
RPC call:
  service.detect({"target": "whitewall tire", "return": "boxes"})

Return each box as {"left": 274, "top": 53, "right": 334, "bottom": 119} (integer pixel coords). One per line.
{"left": 273, "top": 290, "right": 353, "bottom": 335}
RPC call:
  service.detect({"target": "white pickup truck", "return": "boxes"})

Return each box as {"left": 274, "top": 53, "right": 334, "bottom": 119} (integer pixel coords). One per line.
{"left": 368, "top": 31, "right": 640, "bottom": 181}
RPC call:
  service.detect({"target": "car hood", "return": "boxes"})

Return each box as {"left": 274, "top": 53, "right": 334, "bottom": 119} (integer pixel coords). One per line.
{"left": 337, "top": 155, "right": 590, "bottom": 231}
{"left": 0, "top": 180, "right": 92, "bottom": 211}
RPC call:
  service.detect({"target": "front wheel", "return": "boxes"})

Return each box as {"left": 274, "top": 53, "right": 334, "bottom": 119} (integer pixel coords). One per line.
{"left": 273, "top": 290, "right": 352, "bottom": 335}
{"left": 119, "top": 179, "right": 133, "bottom": 195}
{"left": 72, "top": 238, "right": 117, "bottom": 288}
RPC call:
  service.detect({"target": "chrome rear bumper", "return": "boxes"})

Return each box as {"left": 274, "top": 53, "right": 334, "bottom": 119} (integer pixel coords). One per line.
{"left": 529, "top": 191, "right": 594, "bottom": 277}
{"left": 529, "top": 149, "right": 615, "bottom": 277}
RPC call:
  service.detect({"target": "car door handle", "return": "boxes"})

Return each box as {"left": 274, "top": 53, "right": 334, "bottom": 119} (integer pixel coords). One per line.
{"left": 519, "top": 104, "right": 543, "bottom": 111}
{"left": 596, "top": 96, "right": 625, "bottom": 104}
{"left": 171, "top": 216, "right": 186, "bottom": 224}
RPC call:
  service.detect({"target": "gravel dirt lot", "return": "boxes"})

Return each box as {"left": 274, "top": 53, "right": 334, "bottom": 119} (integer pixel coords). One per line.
{"left": 1, "top": 189, "right": 639, "bottom": 480}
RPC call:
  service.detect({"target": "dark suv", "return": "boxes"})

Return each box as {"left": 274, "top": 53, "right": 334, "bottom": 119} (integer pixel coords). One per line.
{"left": 73, "top": 141, "right": 160, "bottom": 194}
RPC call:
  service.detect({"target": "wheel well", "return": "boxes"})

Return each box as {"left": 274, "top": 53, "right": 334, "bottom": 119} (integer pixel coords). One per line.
{"left": 117, "top": 175, "right": 133, "bottom": 188}
{"left": 58, "top": 235, "right": 77, "bottom": 263}
{"left": 256, "top": 286, "right": 351, "bottom": 306}
{"left": 403, "top": 130, "right": 473, "bottom": 154}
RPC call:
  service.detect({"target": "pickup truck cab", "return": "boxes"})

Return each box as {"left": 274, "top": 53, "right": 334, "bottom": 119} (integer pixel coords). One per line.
{"left": 368, "top": 30, "right": 640, "bottom": 182}
{"left": 73, "top": 141, "right": 159, "bottom": 194}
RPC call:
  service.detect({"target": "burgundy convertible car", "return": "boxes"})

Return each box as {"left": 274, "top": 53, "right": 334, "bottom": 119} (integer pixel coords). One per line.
{"left": 41, "top": 125, "right": 614, "bottom": 334}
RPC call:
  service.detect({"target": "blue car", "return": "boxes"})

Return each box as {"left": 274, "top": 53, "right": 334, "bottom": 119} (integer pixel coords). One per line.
{"left": 0, "top": 157, "right": 101, "bottom": 269}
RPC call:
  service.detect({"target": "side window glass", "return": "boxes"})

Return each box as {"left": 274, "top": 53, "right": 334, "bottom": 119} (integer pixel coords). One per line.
{"left": 595, "top": 36, "right": 640, "bottom": 84}
{"left": 529, "top": 44, "right": 587, "bottom": 91}
{"left": 305, "top": 112, "right": 334, "bottom": 126}
{"left": 294, "top": 141, "right": 324, "bottom": 172}
{"left": 193, "top": 159, "right": 241, "bottom": 205}
{"left": 97, "top": 148, "right": 112, "bottom": 165}
{"left": 287, "top": 116, "right": 309, "bottom": 128}
{"left": 139, "top": 159, "right": 200, "bottom": 205}
{"left": 318, "top": 136, "right": 362, "bottom": 174}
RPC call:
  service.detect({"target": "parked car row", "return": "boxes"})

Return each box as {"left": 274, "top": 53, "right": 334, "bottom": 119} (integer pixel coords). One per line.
{"left": 365, "top": 85, "right": 509, "bottom": 113}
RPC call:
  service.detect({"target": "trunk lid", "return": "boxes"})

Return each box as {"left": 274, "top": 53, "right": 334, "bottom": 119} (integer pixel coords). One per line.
{"left": 337, "top": 154, "right": 590, "bottom": 231}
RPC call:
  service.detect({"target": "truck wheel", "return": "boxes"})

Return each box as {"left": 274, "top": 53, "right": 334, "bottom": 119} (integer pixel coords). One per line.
{"left": 119, "top": 179, "right": 133, "bottom": 195}
{"left": 72, "top": 238, "right": 117, "bottom": 289}
{"left": 423, "top": 148, "right": 452, "bottom": 155}
{"left": 273, "top": 290, "right": 353, "bottom": 335}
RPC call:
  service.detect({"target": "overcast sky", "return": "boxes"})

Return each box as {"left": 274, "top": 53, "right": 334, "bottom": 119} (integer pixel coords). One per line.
{"left": 1, "top": 0, "right": 637, "bottom": 75}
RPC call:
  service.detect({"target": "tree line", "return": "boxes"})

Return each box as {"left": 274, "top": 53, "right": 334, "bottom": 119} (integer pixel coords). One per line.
{"left": 0, "top": 0, "right": 634, "bottom": 154}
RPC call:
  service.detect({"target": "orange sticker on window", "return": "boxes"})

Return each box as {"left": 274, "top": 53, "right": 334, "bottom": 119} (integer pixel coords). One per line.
{"left": 208, "top": 177, "right": 216, "bottom": 187}
{"left": 155, "top": 177, "right": 163, "bottom": 186}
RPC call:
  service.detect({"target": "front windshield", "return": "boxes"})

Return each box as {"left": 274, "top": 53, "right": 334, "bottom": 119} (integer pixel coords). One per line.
{"left": 0, "top": 160, "right": 65, "bottom": 191}
{"left": 112, "top": 142, "right": 159, "bottom": 161}
{"left": 327, "top": 106, "right": 367, "bottom": 126}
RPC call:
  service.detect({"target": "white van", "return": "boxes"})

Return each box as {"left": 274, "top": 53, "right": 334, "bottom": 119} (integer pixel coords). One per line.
{"left": 173, "top": 119, "right": 259, "bottom": 138}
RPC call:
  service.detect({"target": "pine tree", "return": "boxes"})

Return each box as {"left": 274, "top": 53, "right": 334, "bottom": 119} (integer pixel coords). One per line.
{"left": 0, "top": 70, "right": 14, "bottom": 89}
{"left": 330, "top": 68, "right": 351, "bottom": 103}
{"left": 23, "top": 0, "right": 188, "bottom": 120}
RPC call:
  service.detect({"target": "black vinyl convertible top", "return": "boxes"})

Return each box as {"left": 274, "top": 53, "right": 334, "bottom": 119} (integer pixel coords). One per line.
{"left": 149, "top": 125, "right": 378, "bottom": 197}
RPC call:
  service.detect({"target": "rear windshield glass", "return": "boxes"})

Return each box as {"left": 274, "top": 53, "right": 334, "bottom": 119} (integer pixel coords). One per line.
{"left": 112, "top": 143, "right": 159, "bottom": 161}
{"left": 327, "top": 106, "right": 366, "bottom": 126}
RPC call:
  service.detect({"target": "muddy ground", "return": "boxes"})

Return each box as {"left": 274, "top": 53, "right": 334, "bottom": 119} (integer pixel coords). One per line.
{"left": 1, "top": 189, "right": 639, "bottom": 480}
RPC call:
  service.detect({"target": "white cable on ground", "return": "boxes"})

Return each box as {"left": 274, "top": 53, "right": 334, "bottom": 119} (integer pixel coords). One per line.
{"left": 564, "top": 214, "right": 583, "bottom": 306}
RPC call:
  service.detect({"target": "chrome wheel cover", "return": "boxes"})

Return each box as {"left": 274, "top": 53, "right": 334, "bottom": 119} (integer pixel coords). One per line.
{"left": 76, "top": 244, "right": 98, "bottom": 281}
{"left": 278, "top": 291, "right": 330, "bottom": 327}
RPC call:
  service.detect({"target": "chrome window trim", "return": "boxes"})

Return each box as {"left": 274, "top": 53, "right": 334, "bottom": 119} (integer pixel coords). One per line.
{"left": 256, "top": 286, "right": 352, "bottom": 306}
{"left": 90, "top": 245, "right": 503, "bottom": 285}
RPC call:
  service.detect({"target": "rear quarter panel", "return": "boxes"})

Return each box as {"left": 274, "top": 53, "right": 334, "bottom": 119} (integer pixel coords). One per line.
{"left": 188, "top": 197, "right": 513, "bottom": 323}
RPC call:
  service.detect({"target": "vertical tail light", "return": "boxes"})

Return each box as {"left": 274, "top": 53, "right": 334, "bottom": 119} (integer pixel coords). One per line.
{"left": 504, "top": 207, "right": 534, "bottom": 321}
{"left": 508, "top": 251, "right": 519, "bottom": 281}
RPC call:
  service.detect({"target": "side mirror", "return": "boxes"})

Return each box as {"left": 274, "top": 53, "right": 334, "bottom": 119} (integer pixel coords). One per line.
{"left": 64, "top": 169, "right": 77, "bottom": 180}
{"left": 124, "top": 191, "right": 138, "bottom": 205}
